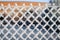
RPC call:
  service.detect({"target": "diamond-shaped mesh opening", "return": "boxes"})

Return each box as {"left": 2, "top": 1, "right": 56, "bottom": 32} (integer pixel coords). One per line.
{"left": 6, "top": 8, "right": 11, "bottom": 13}
{"left": 0, "top": 8, "right": 4, "bottom": 13}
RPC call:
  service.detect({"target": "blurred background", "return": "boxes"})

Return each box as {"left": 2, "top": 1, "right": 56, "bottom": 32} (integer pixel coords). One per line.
{"left": 0, "top": 0, "right": 49, "bottom": 2}
{"left": 0, "top": 0, "right": 60, "bottom": 6}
